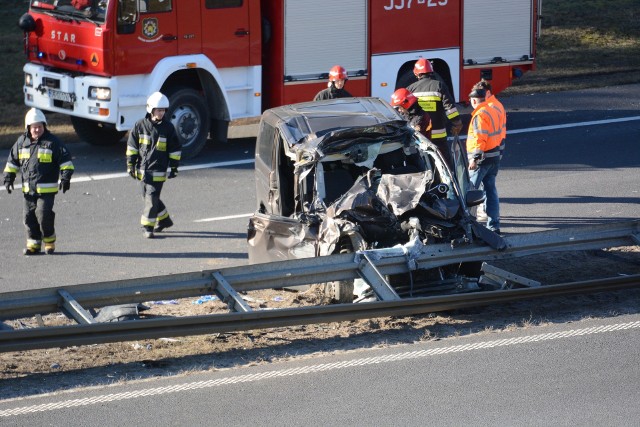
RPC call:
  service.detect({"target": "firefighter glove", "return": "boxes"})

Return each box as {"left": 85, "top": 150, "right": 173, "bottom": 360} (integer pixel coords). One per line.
{"left": 4, "top": 178, "right": 14, "bottom": 194}
{"left": 59, "top": 179, "right": 71, "bottom": 194}
{"left": 451, "top": 119, "right": 463, "bottom": 136}
{"left": 127, "top": 165, "right": 137, "bottom": 180}
{"left": 168, "top": 168, "right": 178, "bottom": 179}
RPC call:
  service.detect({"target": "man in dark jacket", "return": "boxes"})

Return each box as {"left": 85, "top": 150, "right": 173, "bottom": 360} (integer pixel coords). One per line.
{"left": 313, "top": 65, "right": 353, "bottom": 101}
{"left": 406, "top": 58, "right": 463, "bottom": 167}
{"left": 126, "top": 92, "right": 182, "bottom": 238}
{"left": 3, "top": 108, "right": 74, "bottom": 255}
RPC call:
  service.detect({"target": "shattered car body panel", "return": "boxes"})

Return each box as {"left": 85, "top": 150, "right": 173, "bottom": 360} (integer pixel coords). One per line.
{"left": 248, "top": 97, "right": 502, "bottom": 297}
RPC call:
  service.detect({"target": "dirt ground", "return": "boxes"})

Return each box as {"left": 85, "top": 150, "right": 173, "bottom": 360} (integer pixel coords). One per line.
{"left": 1, "top": 246, "right": 639, "bottom": 400}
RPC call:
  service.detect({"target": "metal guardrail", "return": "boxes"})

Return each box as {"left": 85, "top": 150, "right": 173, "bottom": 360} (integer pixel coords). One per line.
{"left": 0, "top": 220, "right": 638, "bottom": 353}
{"left": 1, "top": 274, "right": 639, "bottom": 353}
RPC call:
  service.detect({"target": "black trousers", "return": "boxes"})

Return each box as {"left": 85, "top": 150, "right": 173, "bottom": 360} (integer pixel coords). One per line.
{"left": 140, "top": 181, "right": 168, "bottom": 228}
{"left": 23, "top": 193, "right": 56, "bottom": 243}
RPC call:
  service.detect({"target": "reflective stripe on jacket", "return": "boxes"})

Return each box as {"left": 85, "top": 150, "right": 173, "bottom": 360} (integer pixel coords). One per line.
{"left": 126, "top": 114, "right": 181, "bottom": 184}
{"left": 407, "top": 75, "right": 459, "bottom": 140}
{"left": 487, "top": 94, "right": 506, "bottom": 141}
{"left": 486, "top": 94, "right": 507, "bottom": 158}
{"left": 466, "top": 99, "right": 503, "bottom": 160}
{"left": 3, "top": 130, "right": 74, "bottom": 195}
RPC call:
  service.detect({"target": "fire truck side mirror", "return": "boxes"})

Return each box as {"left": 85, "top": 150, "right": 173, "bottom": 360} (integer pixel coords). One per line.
{"left": 117, "top": 0, "right": 140, "bottom": 34}
{"left": 18, "top": 13, "right": 37, "bottom": 33}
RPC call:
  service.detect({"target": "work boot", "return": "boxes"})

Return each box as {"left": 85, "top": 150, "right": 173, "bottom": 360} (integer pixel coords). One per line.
{"left": 23, "top": 247, "right": 42, "bottom": 255}
{"left": 154, "top": 217, "right": 174, "bottom": 233}
{"left": 143, "top": 226, "right": 155, "bottom": 239}
{"left": 44, "top": 242, "right": 55, "bottom": 255}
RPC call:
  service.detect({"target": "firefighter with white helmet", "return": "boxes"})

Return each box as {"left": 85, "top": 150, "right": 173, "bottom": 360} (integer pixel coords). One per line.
{"left": 313, "top": 65, "right": 353, "bottom": 101}
{"left": 126, "top": 91, "right": 181, "bottom": 238}
{"left": 3, "top": 108, "right": 75, "bottom": 255}
{"left": 146, "top": 91, "right": 170, "bottom": 114}
{"left": 406, "top": 58, "right": 463, "bottom": 167}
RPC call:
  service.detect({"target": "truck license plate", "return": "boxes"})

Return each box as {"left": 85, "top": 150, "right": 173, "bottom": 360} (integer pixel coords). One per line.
{"left": 48, "top": 89, "right": 74, "bottom": 103}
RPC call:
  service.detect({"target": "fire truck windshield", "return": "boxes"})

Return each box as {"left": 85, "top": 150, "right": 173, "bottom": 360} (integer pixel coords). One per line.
{"left": 30, "top": 0, "right": 108, "bottom": 24}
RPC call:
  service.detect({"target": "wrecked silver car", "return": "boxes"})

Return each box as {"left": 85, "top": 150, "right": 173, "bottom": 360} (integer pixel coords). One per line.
{"left": 248, "top": 97, "right": 503, "bottom": 302}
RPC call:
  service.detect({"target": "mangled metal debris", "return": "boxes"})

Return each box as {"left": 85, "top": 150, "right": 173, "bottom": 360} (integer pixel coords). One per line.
{"left": 248, "top": 97, "right": 504, "bottom": 302}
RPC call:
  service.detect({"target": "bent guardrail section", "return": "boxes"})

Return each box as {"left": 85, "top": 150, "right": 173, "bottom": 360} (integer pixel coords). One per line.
{"left": 0, "top": 220, "right": 638, "bottom": 353}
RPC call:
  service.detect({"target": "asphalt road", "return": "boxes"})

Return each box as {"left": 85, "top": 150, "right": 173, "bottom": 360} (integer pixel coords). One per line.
{"left": 1, "top": 314, "right": 639, "bottom": 425}
{"left": 0, "top": 84, "right": 638, "bottom": 295}
{"left": 0, "top": 85, "right": 638, "bottom": 425}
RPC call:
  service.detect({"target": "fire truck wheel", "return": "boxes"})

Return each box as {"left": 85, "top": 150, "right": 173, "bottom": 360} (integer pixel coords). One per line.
{"left": 165, "top": 87, "right": 210, "bottom": 159}
{"left": 70, "top": 117, "right": 126, "bottom": 146}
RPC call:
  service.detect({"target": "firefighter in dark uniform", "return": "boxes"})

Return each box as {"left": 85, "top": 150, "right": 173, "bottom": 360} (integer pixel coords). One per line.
{"left": 3, "top": 108, "right": 74, "bottom": 255}
{"left": 313, "top": 65, "right": 353, "bottom": 101}
{"left": 126, "top": 92, "right": 182, "bottom": 238}
{"left": 406, "top": 58, "right": 463, "bottom": 167}
{"left": 390, "top": 88, "right": 432, "bottom": 139}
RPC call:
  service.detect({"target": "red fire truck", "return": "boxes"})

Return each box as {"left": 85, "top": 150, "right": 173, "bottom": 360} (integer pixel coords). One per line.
{"left": 19, "top": 0, "right": 541, "bottom": 158}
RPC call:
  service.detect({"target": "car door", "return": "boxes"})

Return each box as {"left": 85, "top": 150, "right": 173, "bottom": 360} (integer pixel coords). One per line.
{"left": 247, "top": 213, "right": 317, "bottom": 264}
{"left": 254, "top": 120, "right": 278, "bottom": 214}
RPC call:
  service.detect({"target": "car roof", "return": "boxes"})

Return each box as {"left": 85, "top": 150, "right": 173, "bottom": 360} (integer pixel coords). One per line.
{"left": 261, "top": 97, "right": 403, "bottom": 145}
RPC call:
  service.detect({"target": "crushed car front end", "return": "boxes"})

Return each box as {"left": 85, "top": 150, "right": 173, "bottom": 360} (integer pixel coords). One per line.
{"left": 248, "top": 98, "right": 502, "bottom": 301}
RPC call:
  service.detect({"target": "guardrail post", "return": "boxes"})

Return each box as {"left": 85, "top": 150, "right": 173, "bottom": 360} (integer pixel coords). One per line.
{"left": 479, "top": 262, "right": 541, "bottom": 289}
{"left": 212, "top": 272, "right": 253, "bottom": 313}
{"left": 57, "top": 289, "right": 96, "bottom": 324}
{"left": 357, "top": 253, "right": 400, "bottom": 301}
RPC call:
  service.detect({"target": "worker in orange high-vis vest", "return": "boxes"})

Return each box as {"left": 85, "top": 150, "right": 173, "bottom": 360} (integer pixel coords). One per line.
{"left": 470, "top": 79, "right": 506, "bottom": 223}
{"left": 473, "top": 79, "right": 506, "bottom": 156}
{"left": 466, "top": 88, "right": 503, "bottom": 234}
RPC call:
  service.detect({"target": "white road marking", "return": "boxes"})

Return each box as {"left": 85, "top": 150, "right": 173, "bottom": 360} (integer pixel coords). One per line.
{"left": 1, "top": 320, "right": 638, "bottom": 417}
{"left": 194, "top": 213, "right": 252, "bottom": 222}
{"left": 506, "top": 115, "right": 640, "bottom": 135}
{"left": 0, "top": 159, "right": 255, "bottom": 190}
{"left": 455, "top": 115, "right": 640, "bottom": 140}
{"left": 71, "top": 158, "right": 255, "bottom": 183}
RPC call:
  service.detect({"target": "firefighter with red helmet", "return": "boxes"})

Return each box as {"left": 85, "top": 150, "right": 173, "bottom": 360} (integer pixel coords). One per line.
{"left": 406, "top": 58, "right": 463, "bottom": 167}
{"left": 313, "top": 65, "right": 353, "bottom": 101}
{"left": 126, "top": 92, "right": 182, "bottom": 238}
{"left": 3, "top": 108, "right": 75, "bottom": 255}
{"left": 390, "top": 88, "right": 432, "bottom": 139}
